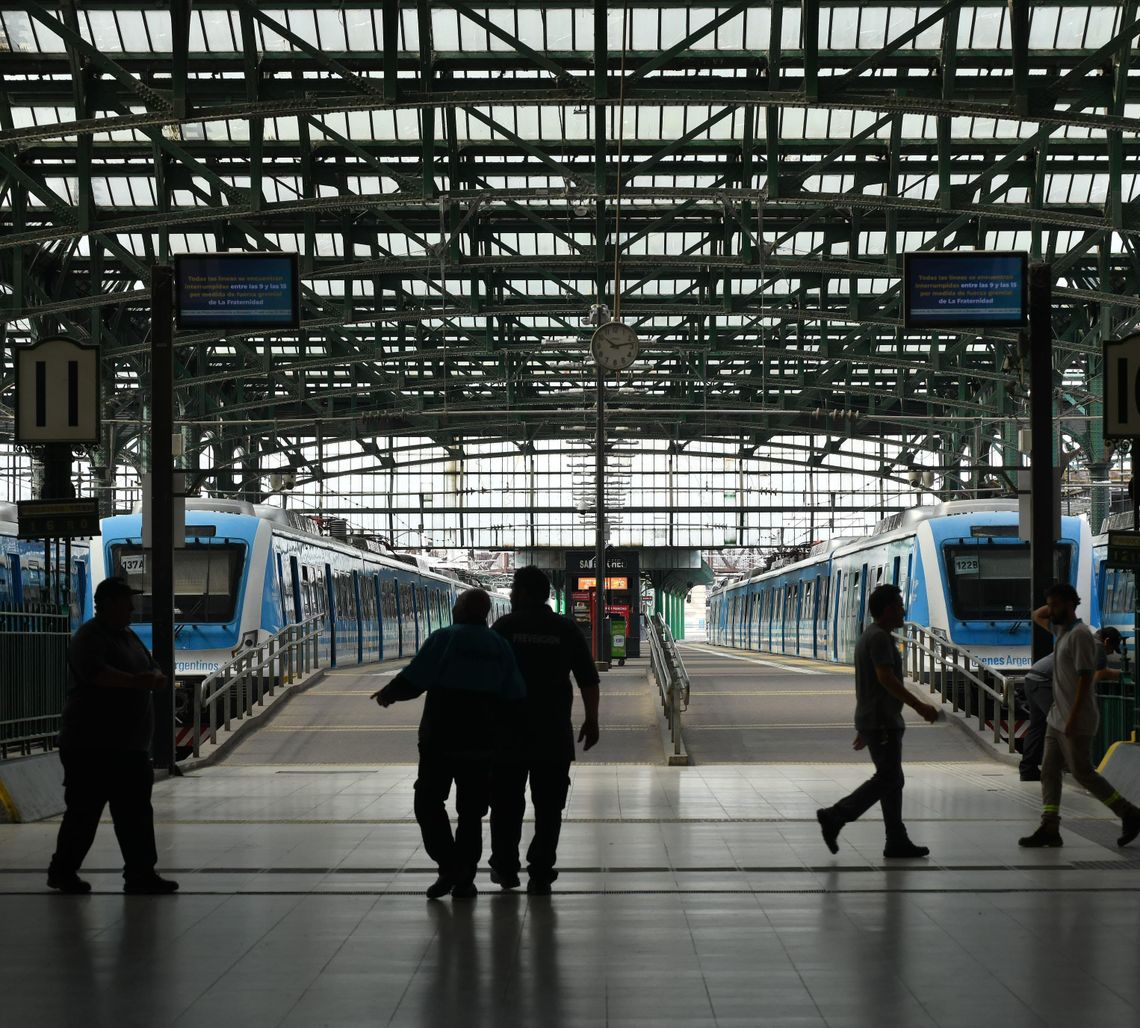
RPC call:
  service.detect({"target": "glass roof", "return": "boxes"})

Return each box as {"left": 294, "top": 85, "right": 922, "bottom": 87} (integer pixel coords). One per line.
{"left": 0, "top": 1, "right": 1131, "bottom": 541}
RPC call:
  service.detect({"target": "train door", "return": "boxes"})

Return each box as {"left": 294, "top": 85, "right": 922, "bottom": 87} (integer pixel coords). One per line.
{"left": 374, "top": 577, "right": 385, "bottom": 660}
{"left": 324, "top": 563, "right": 336, "bottom": 667}
{"left": 811, "top": 575, "right": 821, "bottom": 660}
{"left": 289, "top": 556, "right": 302, "bottom": 621}
{"left": 276, "top": 553, "right": 288, "bottom": 625}
{"left": 855, "top": 564, "right": 868, "bottom": 636}
{"left": 832, "top": 570, "right": 844, "bottom": 661}
{"left": 352, "top": 571, "right": 364, "bottom": 664}
{"left": 891, "top": 555, "right": 901, "bottom": 586}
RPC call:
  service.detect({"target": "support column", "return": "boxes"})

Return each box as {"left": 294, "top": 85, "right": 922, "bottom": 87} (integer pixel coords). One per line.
{"left": 1029, "top": 263, "right": 1055, "bottom": 665}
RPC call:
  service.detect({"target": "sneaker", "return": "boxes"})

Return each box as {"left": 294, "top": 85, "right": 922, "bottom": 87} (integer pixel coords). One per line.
{"left": 123, "top": 874, "right": 179, "bottom": 895}
{"left": 1018, "top": 825, "right": 1063, "bottom": 848}
{"left": 47, "top": 870, "right": 91, "bottom": 894}
{"left": 883, "top": 839, "right": 930, "bottom": 859}
{"left": 450, "top": 882, "right": 478, "bottom": 899}
{"left": 1119, "top": 813, "right": 1140, "bottom": 848}
{"left": 489, "top": 867, "right": 521, "bottom": 890}
{"left": 425, "top": 875, "right": 454, "bottom": 900}
{"left": 816, "top": 809, "right": 842, "bottom": 854}
{"left": 526, "top": 877, "right": 553, "bottom": 896}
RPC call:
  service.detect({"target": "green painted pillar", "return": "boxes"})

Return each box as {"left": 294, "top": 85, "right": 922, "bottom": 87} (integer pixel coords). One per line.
{"left": 678, "top": 594, "right": 686, "bottom": 641}
{"left": 654, "top": 585, "right": 663, "bottom": 618}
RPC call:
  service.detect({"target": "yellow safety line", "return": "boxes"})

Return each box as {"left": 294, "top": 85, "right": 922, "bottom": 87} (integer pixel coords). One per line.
{"left": 690, "top": 690, "right": 852, "bottom": 697}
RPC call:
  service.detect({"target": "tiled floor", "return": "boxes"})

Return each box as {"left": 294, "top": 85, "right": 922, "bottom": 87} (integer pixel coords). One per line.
{"left": 3, "top": 762, "right": 1139, "bottom": 1027}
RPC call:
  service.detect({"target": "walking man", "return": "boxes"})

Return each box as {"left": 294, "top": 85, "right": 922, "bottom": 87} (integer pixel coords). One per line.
{"left": 47, "top": 577, "right": 179, "bottom": 894}
{"left": 489, "top": 566, "right": 600, "bottom": 895}
{"left": 373, "top": 588, "right": 525, "bottom": 899}
{"left": 1019, "top": 584, "right": 1140, "bottom": 849}
{"left": 816, "top": 583, "right": 940, "bottom": 859}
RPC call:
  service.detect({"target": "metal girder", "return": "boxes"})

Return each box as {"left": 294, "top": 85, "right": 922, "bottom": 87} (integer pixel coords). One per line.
{"left": 0, "top": 0, "right": 1135, "bottom": 508}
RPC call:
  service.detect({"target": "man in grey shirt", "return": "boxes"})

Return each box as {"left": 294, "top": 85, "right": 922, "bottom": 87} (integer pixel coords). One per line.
{"left": 1019, "top": 583, "right": 1140, "bottom": 849}
{"left": 817, "top": 583, "right": 940, "bottom": 858}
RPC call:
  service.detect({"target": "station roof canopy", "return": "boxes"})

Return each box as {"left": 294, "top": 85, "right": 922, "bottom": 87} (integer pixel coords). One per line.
{"left": 0, "top": 1, "right": 1133, "bottom": 488}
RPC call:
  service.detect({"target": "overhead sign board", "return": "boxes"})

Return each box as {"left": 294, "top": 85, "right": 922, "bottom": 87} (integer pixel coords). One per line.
{"left": 174, "top": 252, "right": 300, "bottom": 330}
{"left": 17, "top": 499, "right": 99, "bottom": 539}
{"left": 903, "top": 251, "right": 1028, "bottom": 329}
{"left": 14, "top": 337, "right": 100, "bottom": 444}
{"left": 1106, "top": 530, "right": 1140, "bottom": 571}
{"left": 1103, "top": 333, "right": 1140, "bottom": 439}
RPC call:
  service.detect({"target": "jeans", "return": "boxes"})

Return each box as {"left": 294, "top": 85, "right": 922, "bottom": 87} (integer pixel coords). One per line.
{"left": 413, "top": 750, "right": 491, "bottom": 886}
{"left": 1019, "top": 679, "right": 1052, "bottom": 774}
{"left": 830, "top": 729, "right": 906, "bottom": 841}
{"left": 50, "top": 749, "right": 158, "bottom": 879}
{"left": 490, "top": 759, "right": 572, "bottom": 881}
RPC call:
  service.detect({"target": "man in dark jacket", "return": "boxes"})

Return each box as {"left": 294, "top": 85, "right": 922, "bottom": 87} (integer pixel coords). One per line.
{"left": 373, "top": 588, "right": 525, "bottom": 899}
{"left": 489, "top": 566, "right": 601, "bottom": 895}
{"left": 47, "top": 577, "right": 179, "bottom": 894}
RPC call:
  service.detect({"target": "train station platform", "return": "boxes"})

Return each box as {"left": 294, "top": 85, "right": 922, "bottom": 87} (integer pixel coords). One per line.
{"left": 3, "top": 648, "right": 1139, "bottom": 1026}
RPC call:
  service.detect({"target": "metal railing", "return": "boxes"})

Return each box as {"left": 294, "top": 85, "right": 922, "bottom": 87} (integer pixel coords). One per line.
{"left": 900, "top": 621, "right": 1017, "bottom": 753}
{"left": 183, "top": 615, "right": 325, "bottom": 759}
{"left": 0, "top": 604, "right": 71, "bottom": 758}
{"left": 647, "top": 611, "right": 691, "bottom": 759}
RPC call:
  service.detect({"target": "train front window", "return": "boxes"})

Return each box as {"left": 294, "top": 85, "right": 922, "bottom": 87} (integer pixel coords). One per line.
{"left": 944, "top": 543, "right": 1071, "bottom": 620}
{"left": 110, "top": 543, "right": 246, "bottom": 623}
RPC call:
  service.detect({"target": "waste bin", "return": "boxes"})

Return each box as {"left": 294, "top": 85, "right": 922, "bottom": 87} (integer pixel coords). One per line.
{"left": 610, "top": 616, "right": 627, "bottom": 666}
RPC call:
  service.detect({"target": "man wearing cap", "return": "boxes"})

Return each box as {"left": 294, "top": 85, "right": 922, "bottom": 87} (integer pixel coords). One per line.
{"left": 47, "top": 577, "right": 179, "bottom": 894}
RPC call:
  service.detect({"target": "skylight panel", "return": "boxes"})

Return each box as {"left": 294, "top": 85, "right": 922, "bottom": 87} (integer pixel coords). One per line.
{"left": 1029, "top": 6, "right": 1061, "bottom": 49}
{"left": 1085, "top": 6, "right": 1122, "bottom": 47}
{"left": 315, "top": 9, "right": 348, "bottom": 51}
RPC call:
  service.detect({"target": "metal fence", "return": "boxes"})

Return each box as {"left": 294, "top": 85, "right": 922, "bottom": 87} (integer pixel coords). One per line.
{"left": 901, "top": 622, "right": 1018, "bottom": 753}
{"left": 183, "top": 615, "right": 325, "bottom": 760}
{"left": 647, "top": 611, "right": 690, "bottom": 763}
{"left": 0, "top": 604, "right": 71, "bottom": 758}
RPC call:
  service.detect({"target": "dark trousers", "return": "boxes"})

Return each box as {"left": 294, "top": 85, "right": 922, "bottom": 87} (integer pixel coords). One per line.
{"left": 1019, "top": 680, "right": 1052, "bottom": 774}
{"left": 490, "top": 759, "right": 572, "bottom": 881}
{"left": 50, "top": 749, "right": 158, "bottom": 878}
{"left": 414, "top": 750, "right": 491, "bottom": 886}
{"left": 830, "top": 729, "right": 906, "bottom": 841}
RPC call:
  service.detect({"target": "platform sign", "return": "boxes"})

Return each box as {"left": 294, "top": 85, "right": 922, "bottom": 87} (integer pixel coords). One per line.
{"left": 17, "top": 499, "right": 99, "bottom": 539}
{"left": 1103, "top": 334, "right": 1140, "bottom": 439}
{"left": 903, "top": 251, "right": 1028, "bottom": 329}
{"left": 174, "top": 252, "right": 300, "bottom": 330}
{"left": 13, "top": 337, "right": 100, "bottom": 444}
{"left": 1106, "top": 531, "right": 1140, "bottom": 571}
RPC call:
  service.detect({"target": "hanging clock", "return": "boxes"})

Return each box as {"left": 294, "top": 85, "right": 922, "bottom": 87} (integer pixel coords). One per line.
{"left": 590, "top": 321, "right": 640, "bottom": 371}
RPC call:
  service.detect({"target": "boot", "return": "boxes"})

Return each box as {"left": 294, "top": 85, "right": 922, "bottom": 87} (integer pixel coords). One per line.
{"left": 1018, "top": 824, "right": 1063, "bottom": 848}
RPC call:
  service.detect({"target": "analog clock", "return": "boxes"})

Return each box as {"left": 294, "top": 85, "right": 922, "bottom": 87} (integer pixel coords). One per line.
{"left": 590, "top": 321, "right": 639, "bottom": 371}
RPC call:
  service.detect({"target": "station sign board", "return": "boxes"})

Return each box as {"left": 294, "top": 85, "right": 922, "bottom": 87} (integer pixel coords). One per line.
{"left": 1103, "top": 333, "right": 1140, "bottom": 439}
{"left": 903, "top": 251, "right": 1028, "bottom": 329}
{"left": 1106, "top": 530, "right": 1140, "bottom": 571}
{"left": 17, "top": 499, "right": 99, "bottom": 539}
{"left": 174, "top": 252, "right": 300, "bottom": 330}
{"left": 13, "top": 337, "right": 100, "bottom": 445}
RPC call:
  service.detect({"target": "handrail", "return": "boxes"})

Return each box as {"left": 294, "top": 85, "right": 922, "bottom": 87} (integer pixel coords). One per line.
{"left": 183, "top": 614, "right": 326, "bottom": 760}
{"left": 900, "top": 621, "right": 1017, "bottom": 753}
{"left": 647, "top": 611, "right": 690, "bottom": 759}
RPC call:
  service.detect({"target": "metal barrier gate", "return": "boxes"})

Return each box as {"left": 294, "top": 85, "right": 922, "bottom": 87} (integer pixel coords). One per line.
{"left": 0, "top": 605, "right": 71, "bottom": 758}
{"left": 647, "top": 611, "right": 690, "bottom": 761}
{"left": 901, "top": 621, "right": 1018, "bottom": 753}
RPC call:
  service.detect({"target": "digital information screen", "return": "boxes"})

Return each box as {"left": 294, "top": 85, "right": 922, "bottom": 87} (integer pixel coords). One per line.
{"left": 903, "top": 252, "right": 1028, "bottom": 329}
{"left": 175, "top": 253, "right": 300, "bottom": 330}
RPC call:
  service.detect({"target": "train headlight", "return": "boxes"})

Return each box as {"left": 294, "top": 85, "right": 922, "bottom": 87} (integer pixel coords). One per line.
{"left": 231, "top": 630, "right": 259, "bottom": 656}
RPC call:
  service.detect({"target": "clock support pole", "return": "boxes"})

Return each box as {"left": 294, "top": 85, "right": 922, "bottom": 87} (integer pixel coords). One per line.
{"left": 594, "top": 365, "right": 610, "bottom": 671}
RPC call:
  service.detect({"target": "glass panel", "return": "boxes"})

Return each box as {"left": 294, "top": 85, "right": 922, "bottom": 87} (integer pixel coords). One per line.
{"left": 944, "top": 544, "right": 1072, "bottom": 621}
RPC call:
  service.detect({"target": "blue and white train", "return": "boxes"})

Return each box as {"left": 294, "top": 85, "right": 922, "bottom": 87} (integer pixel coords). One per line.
{"left": 0, "top": 502, "right": 90, "bottom": 625}
{"left": 709, "top": 500, "right": 1093, "bottom": 671}
{"left": 92, "top": 499, "right": 509, "bottom": 688}
{"left": 1092, "top": 510, "right": 1136, "bottom": 651}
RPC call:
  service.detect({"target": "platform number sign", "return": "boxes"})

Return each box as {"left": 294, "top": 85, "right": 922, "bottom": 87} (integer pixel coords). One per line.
{"left": 14, "top": 337, "right": 100, "bottom": 444}
{"left": 1104, "top": 334, "right": 1140, "bottom": 439}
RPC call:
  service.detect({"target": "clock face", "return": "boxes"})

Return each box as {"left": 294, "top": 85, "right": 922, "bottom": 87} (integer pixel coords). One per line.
{"left": 590, "top": 322, "right": 639, "bottom": 371}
